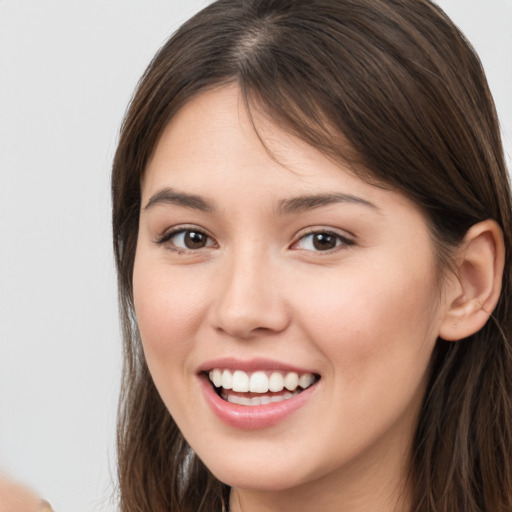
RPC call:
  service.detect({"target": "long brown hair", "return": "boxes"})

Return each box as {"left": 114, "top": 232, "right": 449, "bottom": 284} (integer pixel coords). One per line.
{"left": 111, "top": 1, "right": 512, "bottom": 510}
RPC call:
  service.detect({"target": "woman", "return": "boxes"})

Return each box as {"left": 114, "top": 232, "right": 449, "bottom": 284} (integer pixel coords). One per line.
{"left": 111, "top": 0, "right": 512, "bottom": 510}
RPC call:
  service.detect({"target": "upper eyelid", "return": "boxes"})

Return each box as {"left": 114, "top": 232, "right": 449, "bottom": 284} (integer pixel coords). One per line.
{"left": 153, "top": 225, "right": 355, "bottom": 247}
{"left": 154, "top": 225, "right": 215, "bottom": 245}
{"left": 293, "top": 226, "right": 355, "bottom": 242}
{"left": 289, "top": 228, "right": 356, "bottom": 253}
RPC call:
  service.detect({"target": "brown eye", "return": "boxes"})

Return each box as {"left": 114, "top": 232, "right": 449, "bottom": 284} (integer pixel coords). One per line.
{"left": 293, "top": 231, "right": 353, "bottom": 252}
{"left": 183, "top": 230, "right": 208, "bottom": 249}
{"left": 159, "top": 228, "right": 215, "bottom": 251}
{"left": 312, "top": 233, "right": 337, "bottom": 250}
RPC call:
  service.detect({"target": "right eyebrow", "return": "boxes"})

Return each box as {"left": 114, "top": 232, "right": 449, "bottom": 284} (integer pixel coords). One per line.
{"left": 278, "top": 193, "right": 380, "bottom": 214}
{"left": 143, "top": 187, "right": 214, "bottom": 212}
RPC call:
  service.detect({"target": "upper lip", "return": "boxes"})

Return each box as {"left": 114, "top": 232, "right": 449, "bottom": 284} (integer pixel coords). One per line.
{"left": 197, "top": 357, "right": 319, "bottom": 375}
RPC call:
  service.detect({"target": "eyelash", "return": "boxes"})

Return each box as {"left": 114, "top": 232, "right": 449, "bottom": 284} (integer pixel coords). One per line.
{"left": 155, "top": 226, "right": 216, "bottom": 254}
{"left": 154, "top": 226, "right": 355, "bottom": 254}
{"left": 292, "top": 229, "right": 355, "bottom": 253}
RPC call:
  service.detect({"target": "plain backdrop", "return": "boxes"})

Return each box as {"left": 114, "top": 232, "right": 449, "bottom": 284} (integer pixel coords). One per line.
{"left": 0, "top": 1, "right": 510, "bottom": 511}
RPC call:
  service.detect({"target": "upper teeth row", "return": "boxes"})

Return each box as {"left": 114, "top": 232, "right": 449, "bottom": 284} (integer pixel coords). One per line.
{"left": 208, "top": 369, "right": 316, "bottom": 393}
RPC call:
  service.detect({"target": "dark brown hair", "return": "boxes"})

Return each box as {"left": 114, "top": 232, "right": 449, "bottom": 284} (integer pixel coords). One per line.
{"left": 112, "top": 1, "right": 512, "bottom": 510}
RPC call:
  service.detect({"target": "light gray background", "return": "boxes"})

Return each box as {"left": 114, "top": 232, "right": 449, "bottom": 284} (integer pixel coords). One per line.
{"left": 0, "top": 1, "right": 510, "bottom": 511}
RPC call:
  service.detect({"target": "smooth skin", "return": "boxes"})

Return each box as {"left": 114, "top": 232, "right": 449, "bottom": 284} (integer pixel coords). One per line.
{"left": 0, "top": 474, "right": 52, "bottom": 512}
{"left": 133, "top": 85, "right": 503, "bottom": 512}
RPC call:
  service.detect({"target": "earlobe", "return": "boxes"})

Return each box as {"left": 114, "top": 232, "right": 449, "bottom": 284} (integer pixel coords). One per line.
{"left": 439, "top": 220, "right": 505, "bottom": 341}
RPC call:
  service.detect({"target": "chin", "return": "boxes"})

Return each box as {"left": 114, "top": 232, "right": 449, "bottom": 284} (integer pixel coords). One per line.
{"left": 210, "top": 465, "right": 307, "bottom": 493}
{"left": 194, "top": 445, "right": 326, "bottom": 493}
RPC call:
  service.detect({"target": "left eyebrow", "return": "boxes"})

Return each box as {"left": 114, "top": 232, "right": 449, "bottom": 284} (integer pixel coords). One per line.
{"left": 278, "top": 193, "right": 380, "bottom": 214}
{"left": 143, "top": 187, "right": 215, "bottom": 212}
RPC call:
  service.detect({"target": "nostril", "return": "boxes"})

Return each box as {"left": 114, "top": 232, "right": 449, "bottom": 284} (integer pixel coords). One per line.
{"left": 210, "top": 274, "right": 290, "bottom": 338}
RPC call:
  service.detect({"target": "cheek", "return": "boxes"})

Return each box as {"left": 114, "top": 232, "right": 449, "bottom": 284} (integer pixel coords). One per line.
{"left": 132, "top": 255, "right": 207, "bottom": 365}
{"left": 294, "top": 263, "right": 441, "bottom": 385}
{"left": 288, "top": 265, "right": 441, "bottom": 460}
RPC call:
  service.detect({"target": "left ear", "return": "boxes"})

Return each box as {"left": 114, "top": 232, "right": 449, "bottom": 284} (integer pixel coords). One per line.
{"left": 439, "top": 219, "right": 505, "bottom": 341}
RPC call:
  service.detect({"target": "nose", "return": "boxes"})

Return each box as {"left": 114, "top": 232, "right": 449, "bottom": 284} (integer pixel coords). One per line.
{"left": 209, "top": 250, "right": 290, "bottom": 340}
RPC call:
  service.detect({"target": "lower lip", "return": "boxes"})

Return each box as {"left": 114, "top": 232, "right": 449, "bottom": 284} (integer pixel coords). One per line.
{"left": 199, "top": 375, "right": 318, "bottom": 430}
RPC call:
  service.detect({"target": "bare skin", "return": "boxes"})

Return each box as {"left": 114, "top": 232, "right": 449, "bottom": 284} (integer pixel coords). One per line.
{"left": 135, "top": 84, "right": 503, "bottom": 512}
{"left": 0, "top": 475, "right": 52, "bottom": 512}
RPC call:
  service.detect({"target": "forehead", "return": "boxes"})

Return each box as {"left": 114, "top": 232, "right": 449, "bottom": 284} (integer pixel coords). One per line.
{"left": 142, "top": 84, "right": 419, "bottom": 220}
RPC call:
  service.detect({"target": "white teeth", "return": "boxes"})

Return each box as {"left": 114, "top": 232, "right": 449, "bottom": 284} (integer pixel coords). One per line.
{"left": 299, "top": 373, "right": 315, "bottom": 389}
{"left": 227, "top": 395, "right": 251, "bottom": 406}
{"left": 232, "top": 370, "right": 250, "bottom": 392}
{"left": 225, "top": 391, "right": 297, "bottom": 406}
{"left": 208, "top": 368, "right": 317, "bottom": 394}
{"left": 211, "top": 369, "right": 222, "bottom": 388}
{"left": 284, "top": 372, "right": 299, "bottom": 391}
{"left": 268, "top": 372, "right": 284, "bottom": 392}
{"left": 221, "top": 369, "right": 233, "bottom": 390}
{"left": 249, "top": 371, "right": 268, "bottom": 393}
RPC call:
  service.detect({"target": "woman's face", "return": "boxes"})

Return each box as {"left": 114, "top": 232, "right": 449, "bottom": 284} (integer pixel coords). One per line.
{"left": 133, "top": 85, "right": 450, "bottom": 503}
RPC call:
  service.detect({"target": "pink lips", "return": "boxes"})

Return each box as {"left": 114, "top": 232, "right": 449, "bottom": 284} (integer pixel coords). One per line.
{"left": 197, "top": 357, "right": 315, "bottom": 375}
{"left": 198, "top": 358, "right": 319, "bottom": 430}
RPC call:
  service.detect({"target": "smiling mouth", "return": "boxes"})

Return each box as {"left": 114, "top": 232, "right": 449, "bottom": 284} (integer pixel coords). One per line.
{"left": 207, "top": 369, "right": 320, "bottom": 406}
